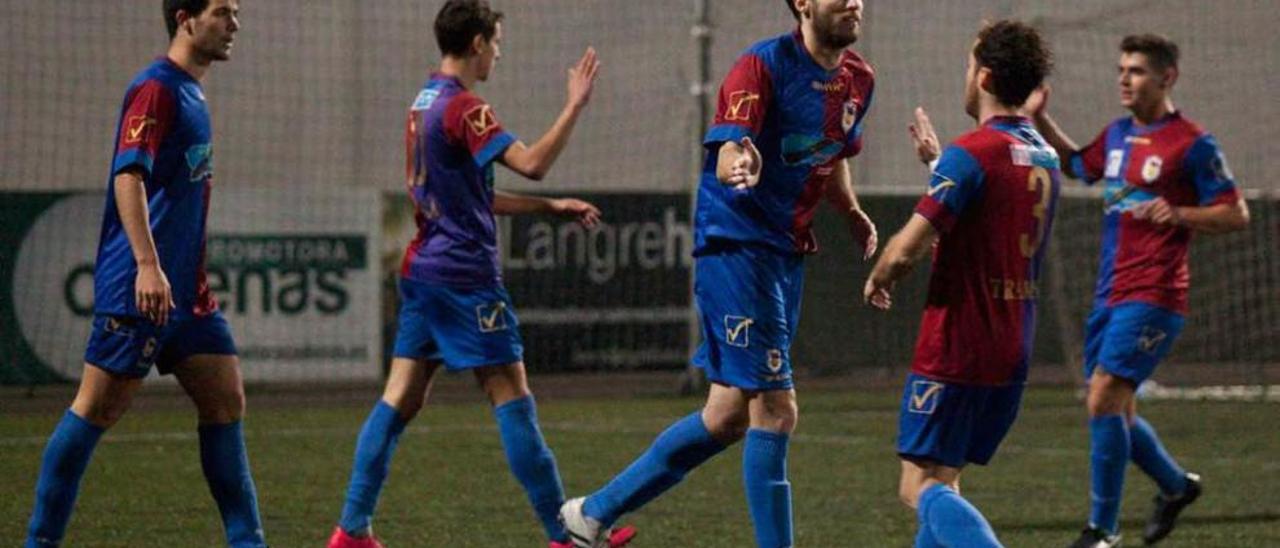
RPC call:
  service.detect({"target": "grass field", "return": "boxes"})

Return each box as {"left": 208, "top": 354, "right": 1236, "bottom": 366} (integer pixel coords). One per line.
{"left": 2, "top": 385, "right": 1278, "bottom": 547}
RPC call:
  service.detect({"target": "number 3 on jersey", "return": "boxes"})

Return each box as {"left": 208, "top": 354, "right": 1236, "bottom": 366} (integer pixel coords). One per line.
{"left": 1019, "top": 167, "right": 1052, "bottom": 259}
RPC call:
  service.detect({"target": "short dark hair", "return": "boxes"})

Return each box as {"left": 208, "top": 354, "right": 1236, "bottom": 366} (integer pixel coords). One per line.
{"left": 973, "top": 20, "right": 1053, "bottom": 107}
{"left": 1121, "top": 33, "right": 1179, "bottom": 71}
{"left": 434, "top": 0, "right": 505, "bottom": 57}
{"left": 783, "top": 0, "right": 800, "bottom": 21}
{"left": 164, "top": 0, "right": 210, "bottom": 40}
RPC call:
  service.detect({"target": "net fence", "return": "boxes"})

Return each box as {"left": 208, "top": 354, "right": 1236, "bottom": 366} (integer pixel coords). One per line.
{"left": 1, "top": 1, "right": 1275, "bottom": 386}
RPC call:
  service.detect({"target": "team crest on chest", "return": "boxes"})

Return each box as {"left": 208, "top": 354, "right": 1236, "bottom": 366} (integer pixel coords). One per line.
{"left": 1141, "top": 155, "right": 1163, "bottom": 184}
{"left": 841, "top": 98, "right": 860, "bottom": 133}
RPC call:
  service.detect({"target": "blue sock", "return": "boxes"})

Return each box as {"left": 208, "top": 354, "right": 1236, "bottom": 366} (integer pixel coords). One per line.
{"left": 339, "top": 401, "right": 408, "bottom": 536}
{"left": 917, "top": 483, "right": 1002, "bottom": 548}
{"left": 744, "top": 429, "right": 793, "bottom": 548}
{"left": 198, "top": 421, "right": 266, "bottom": 548}
{"left": 26, "top": 410, "right": 104, "bottom": 548}
{"left": 1130, "top": 415, "right": 1188, "bottom": 495}
{"left": 494, "top": 396, "right": 568, "bottom": 543}
{"left": 583, "top": 412, "right": 726, "bottom": 526}
{"left": 1089, "top": 414, "right": 1130, "bottom": 534}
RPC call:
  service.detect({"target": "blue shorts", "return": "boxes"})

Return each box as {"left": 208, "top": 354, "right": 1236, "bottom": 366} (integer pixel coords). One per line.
{"left": 392, "top": 277, "right": 524, "bottom": 370}
{"left": 83, "top": 311, "right": 237, "bottom": 378}
{"left": 1083, "top": 302, "right": 1184, "bottom": 384}
{"left": 691, "top": 242, "right": 803, "bottom": 391}
{"left": 897, "top": 373, "right": 1024, "bottom": 468}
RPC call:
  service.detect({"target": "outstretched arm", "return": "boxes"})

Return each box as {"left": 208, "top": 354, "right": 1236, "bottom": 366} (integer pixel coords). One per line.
{"left": 500, "top": 47, "right": 600, "bottom": 181}
{"left": 863, "top": 214, "right": 937, "bottom": 310}
{"left": 493, "top": 190, "right": 601, "bottom": 227}
{"left": 826, "top": 159, "right": 877, "bottom": 260}
{"left": 1134, "top": 197, "right": 1250, "bottom": 234}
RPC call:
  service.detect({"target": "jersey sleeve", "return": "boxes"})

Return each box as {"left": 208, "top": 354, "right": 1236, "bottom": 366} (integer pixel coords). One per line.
{"left": 1184, "top": 133, "right": 1240, "bottom": 206}
{"left": 913, "top": 144, "right": 985, "bottom": 233}
{"left": 841, "top": 81, "right": 874, "bottom": 159}
{"left": 704, "top": 53, "right": 773, "bottom": 147}
{"left": 443, "top": 93, "right": 517, "bottom": 168}
{"left": 112, "top": 79, "right": 178, "bottom": 180}
{"left": 1067, "top": 125, "right": 1108, "bottom": 184}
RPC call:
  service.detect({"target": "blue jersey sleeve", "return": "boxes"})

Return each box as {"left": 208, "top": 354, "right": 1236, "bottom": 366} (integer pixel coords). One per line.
{"left": 1184, "top": 134, "right": 1240, "bottom": 206}
{"left": 913, "top": 145, "right": 985, "bottom": 233}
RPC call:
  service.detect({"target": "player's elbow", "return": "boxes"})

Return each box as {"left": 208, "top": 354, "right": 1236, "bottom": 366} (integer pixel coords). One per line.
{"left": 1230, "top": 201, "right": 1251, "bottom": 231}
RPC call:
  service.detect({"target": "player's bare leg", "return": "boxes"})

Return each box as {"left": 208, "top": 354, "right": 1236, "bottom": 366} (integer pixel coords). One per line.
{"left": 901, "top": 458, "right": 1001, "bottom": 547}
{"left": 174, "top": 354, "right": 266, "bottom": 547}
{"left": 331, "top": 358, "right": 439, "bottom": 546}
{"left": 70, "top": 364, "right": 145, "bottom": 428}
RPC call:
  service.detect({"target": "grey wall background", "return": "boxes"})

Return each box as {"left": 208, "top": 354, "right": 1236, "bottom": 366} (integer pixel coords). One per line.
{"left": 2, "top": 1, "right": 1277, "bottom": 195}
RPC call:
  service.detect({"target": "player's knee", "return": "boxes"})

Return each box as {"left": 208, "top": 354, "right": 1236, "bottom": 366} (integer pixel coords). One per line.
{"left": 755, "top": 397, "right": 798, "bottom": 434}
{"left": 383, "top": 391, "right": 426, "bottom": 421}
{"left": 197, "top": 384, "right": 245, "bottom": 424}
{"left": 72, "top": 396, "right": 131, "bottom": 429}
{"left": 1086, "top": 372, "right": 1132, "bottom": 416}
{"left": 702, "top": 408, "right": 749, "bottom": 443}
{"left": 898, "top": 483, "right": 920, "bottom": 509}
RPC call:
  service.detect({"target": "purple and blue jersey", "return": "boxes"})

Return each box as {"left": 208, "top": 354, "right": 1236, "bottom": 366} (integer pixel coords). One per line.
{"left": 94, "top": 57, "right": 217, "bottom": 320}
{"left": 695, "top": 31, "right": 875, "bottom": 255}
{"left": 400, "top": 74, "right": 517, "bottom": 288}
{"left": 1068, "top": 111, "right": 1240, "bottom": 314}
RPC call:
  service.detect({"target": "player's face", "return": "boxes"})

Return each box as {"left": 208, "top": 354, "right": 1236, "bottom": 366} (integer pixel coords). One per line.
{"left": 806, "top": 0, "right": 863, "bottom": 49}
{"left": 963, "top": 49, "right": 980, "bottom": 119}
{"left": 476, "top": 23, "right": 503, "bottom": 82}
{"left": 187, "top": 0, "right": 240, "bottom": 62}
{"left": 1117, "top": 52, "right": 1170, "bottom": 112}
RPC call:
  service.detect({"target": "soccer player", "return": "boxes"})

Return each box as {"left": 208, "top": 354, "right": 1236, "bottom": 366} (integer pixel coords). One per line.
{"left": 23, "top": 2, "right": 265, "bottom": 547}
{"left": 559, "top": 1, "right": 877, "bottom": 546}
{"left": 325, "top": 2, "right": 632, "bottom": 548}
{"left": 864, "top": 20, "right": 1057, "bottom": 548}
{"left": 1028, "top": 34, "right": 1251, "bottom": 548}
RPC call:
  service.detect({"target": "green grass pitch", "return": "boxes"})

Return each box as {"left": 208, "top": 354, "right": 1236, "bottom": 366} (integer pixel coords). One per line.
{"left": 2, "top": 386, "right": 1277, "bottom": 546}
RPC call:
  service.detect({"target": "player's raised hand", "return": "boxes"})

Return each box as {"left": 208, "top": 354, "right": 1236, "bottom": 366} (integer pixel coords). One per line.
{"left": 1021, "top": 84, "right": 1050, "bottom": 119}
{"left": 908, "top": 106, "right": 941, "bottom": 166}
{"left": 551, "top": 197, "right": 603, "bottom": 227}
{"left": 863, "top": 276, "right": 893, "bottom": 311}
{"left": 726, "top": 137, "right": 762, "bottom": 189}
{"left": 135, "top": 263, "right": 175, "bottom": 325}
{"left": 849, "top": 208, "right": 878, "bottom": 260}
{"left": 566, "top": 47, "right": 600, "bottom": 109}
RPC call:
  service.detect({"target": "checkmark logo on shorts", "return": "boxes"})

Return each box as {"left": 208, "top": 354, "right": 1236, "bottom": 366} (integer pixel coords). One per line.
{"left": 1137, "top": 326, "right": 1167, "bottom": 355}
{"left": 909, "top": 380, "right": 944, "bottom": 414}
{"left": 476, "top": 302, "right": 508, "bottom": 333}
{"left": 725, "top": 315, "right": 753, "bottom": 348}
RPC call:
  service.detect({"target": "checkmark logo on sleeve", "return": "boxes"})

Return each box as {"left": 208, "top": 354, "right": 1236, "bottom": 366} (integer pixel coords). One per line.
{"left": 476, "top": 302, "right": 508, "bottom": 333}
{"left": 724, "top": 315, "right": 753, "bottom": 348}
{"left": 909, "top": 380, "right": 944, "bottom": 414}
{"left": 124, "top": 115, "right": 156, "bottom": 144}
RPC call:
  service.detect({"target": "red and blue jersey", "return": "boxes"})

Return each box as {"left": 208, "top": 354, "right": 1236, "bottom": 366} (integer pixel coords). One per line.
{"left": 695, "top": 31, "right": 874, "bottom": 255}
{"left": 94, "top": 57, "right": 217, "bottom": 319}
{"left": 911, "top": 116, "right": 1062, "bottom": 386}
{"left": 401, "top": 73, "right": 517, "bottom": 288}
{"left": 1069, "top": 112, "right": 1239, "bottom": 313}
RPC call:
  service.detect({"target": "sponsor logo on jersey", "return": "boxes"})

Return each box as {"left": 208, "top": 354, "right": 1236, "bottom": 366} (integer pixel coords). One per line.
{"left": 1105, "top": 149, "right": 1125, "bottom": 179}
{"left": 185, "top": 144, "right": 213, "bottom": 182}
{"left": 124, "top": 115, "right": 157, "bottom": 144}
{"left": 476, "top": 301, "right": 508, "bottom": 333}
{"left": 908, "top": 380, "right": 944, "bottom": 414}
{"left": 463, "top": 104, "right": 498, "bottom": 137}
{"left": 411, "top": 88, "right": 441, "bottom": 111}
{"left": 1141, "top": 155, "right": 1163, "bottom": 184}
{"left": 811, "top": 79, "right": 846, "bottom": 93}
{"left": 725, "top": 90, "right": 760, "bottom": 122}
{"left": 725, "top": 315, "right": 753, "bottom": 348}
